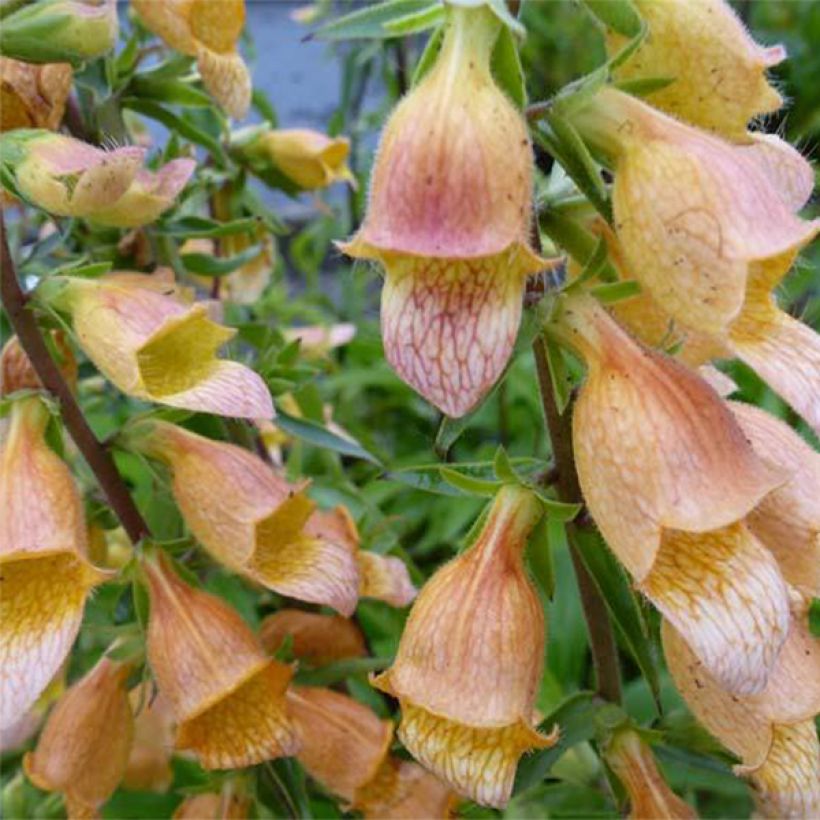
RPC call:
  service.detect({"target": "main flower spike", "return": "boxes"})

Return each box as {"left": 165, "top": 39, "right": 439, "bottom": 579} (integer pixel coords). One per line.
{"left": 39, "top": 272, "right": 273, "bottom": 419}
{"left": 372, "top": 485, "right": 557, "bottom": 808}
{"left": 663, "top": 600, "right": 820, "bottom": 818}
{"left": 606, "top": 0, "right": 785, "bottom": 140}
{"left": 555, "top": 293, "right": 790, "bottom": 695}
{"left": 339, "top": 4, "right": 553, "bottom": 418}
{"left": 0, "top": 130, "right": 194, "bottom": 227}
{"left": 23, "top": 657, "right": 134, "bottom": 818}
{"left": 259, "top": 610, "right": 367, "bottom": 666}
{"left": 128, "top": 420, "right": 360, "bottom": 615}
{"left": 0, "top": 59, "right": 72, "bottom": 133}
{"left": 132, "top": 0, "right": 251, "bottom": 119}
{"left": 144, "top": 553, "right": 299, "bottom": 768}
{"left": 0, "top": 396, "right": 109, "bottom": 731}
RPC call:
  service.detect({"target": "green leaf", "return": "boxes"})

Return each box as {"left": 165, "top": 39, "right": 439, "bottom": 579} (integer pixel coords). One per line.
{"left": 493, "top": 445, "right": 519, "bottom": 484}
{"left": 295, "top": 657, "right": 390, "bottom": 686}
{"left": 810, "top": 597, "right": 820, "bottom": 638}
{"left": 571, "top": 528, "right": 661, "bottom": 710}
{"left": 514, "top": 691, "right": 599, "bottom": 791}
{"left": 564, "top": 235, "right": 608, "bottom": 292}
{"left": 384, "top": 2, "right": 446, "bottom": 35}
{"left": 490, "top": 24, "right": 526, "bottom": 108}
{"left": 274, "top": 411, "right": 383, "bottom": 466}
{"left": 527, "top": 515, "right": 555, "bottom": 599}
{"left": 590, "top": 280, "right": 642, "bottom": 303}
{"left": 313, "top": 0, "right": 442, "bottom": 41}
{"left": 158, "top": 215, "right": 260, "bottom": 239}
{"left": 615, "top": 76, "right": 676, "bottom": 97}
{"left": 541, "top": 333, "right": 572, "bottom": 415}
{"left": 130, "top": 76, "right": 213, "bottom": 107}
{"left": 180, "top": 245, "right": 262, "bottom": 277}
{"left": 411, "top": 24, "right": 443, "bottom": 86}
{"left": 531, "top": 489, "right": 582, "bottom": 522}
{"left": 483, "top": 0, "right": 526, "bottom": 39}
{"left": 581, "top": 0, "right": 642, "bottom": 37}
{"left": 439, "top": 467, "right": 501, "bottom": 497}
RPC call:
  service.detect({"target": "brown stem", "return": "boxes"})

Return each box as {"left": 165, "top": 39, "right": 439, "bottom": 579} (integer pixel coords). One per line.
{"left": 1, "top": 214, "right": 151, "bottom": 545}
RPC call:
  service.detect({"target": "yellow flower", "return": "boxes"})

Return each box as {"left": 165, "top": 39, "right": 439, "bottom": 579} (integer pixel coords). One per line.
{"left": 259, "top": 610, "right": 367, "bottom": 666}
{"left": 604, "top": 730, "right": 695, "bottom": 819}
{"left": 663, "top": 595, "right": 820, "bottom": 818}
{"left": 555, "top": 293, "right": 789, "bottom": 695}
{"left": 132, "top": 0, "right": 251, "bottom": 119}
{"left": 129, "top": 420, "right": 361, "bottom": 614}
{"left": 606, "top": 0, "right": 784, "bottom": 139}
{"left": 340, "top": 5, "right": 553, "bottom": 417}
{"left": 41, "top": 272, "right": 273, "bottom": 418}
{"left": 122, "top": 682, "right": 175, "bottom": 793}
{"left": 0, "top": 396, "right": 109, "bottom": 731}
{"left": 144, "top": 553, "right": 298, "bottom": 769}
{"left": 2, "top": 130, "right": 195, "bottom": 227}
{"left": 23, "top": 657, "right": 134, "bottom": 818}
{"left": 0, "top": 58, "right": 72, "bottom": 132}
{"left": 372, "top": 485, "right": 557, "bottom": 808}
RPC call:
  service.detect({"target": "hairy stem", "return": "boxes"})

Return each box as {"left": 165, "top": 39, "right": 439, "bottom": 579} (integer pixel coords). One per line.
{"left": 1, "top": 213, "right": 151, "bottom": 545}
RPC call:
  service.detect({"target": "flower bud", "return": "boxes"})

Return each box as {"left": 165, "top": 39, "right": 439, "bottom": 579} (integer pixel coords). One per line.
{"left": 373, "top": 485, "right": 556, "bottom": 808}
{"left": 0, "top": 0, "right": 118, "bottom": 65}
{"left": 0, "top": 58, "right": 72, "bottom": 133}
{"left": 259, "top": 610, "right": 366, "bottom": 665}
{"left": 1, "top": 130, "right": 194, "bottom": 227}
{"left": 606, "top": 0, "right": 784, "bottom": 139}
{"left": 340, "top": 5, "right": 553, "bottom": 417}
{"left": 1, "top": 331, "right": 76, "bottom": 396}
{"left": 122, "top": 682, "right": 174, "bottom": 793}
{"left": 130, "top": 421, "right": 359, "bottom": 614}
{"left": 23, "top": 657, "right": 133, "bottom": 818}
{"left": 604, "top": 730, "right": 695, "bottom": 819}
{"left": 557, "top": 293, "right": 789, "bottom": 695}
{"left": 663, "top": 600, "right": 820, "bottom": 818}
{"left": 0, "top": 397, "right": 109, "bottom": 730}
{"left": 174, "top": 792, "right": 250, "bottom": 819}
{"left": 132, "top": 0, "right": 250, "bottom": 118}
{"left": 287, "top": 686, "right": 394, "bottom": 804}
{"left": 145, "top": 553, "right": 298, "bottom": 768}
{"left": 219, "top": 225, "right": 275, "bottom": 304}
{"left": 39, "top": 272, "right": 272, "bottom": 419}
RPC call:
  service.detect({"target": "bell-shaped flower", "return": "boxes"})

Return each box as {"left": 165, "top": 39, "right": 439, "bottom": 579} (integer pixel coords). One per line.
{"left": 1, "top": 331, "right": 76, "bottom": 394}
{"left": 372, "top": 485, "right": 557, "bottom": 808}
{"left": 604, "top": 729, "right": 695, "bottom": 819}
{"left": 556, "top": 294, "right": 789, "bottom": 694}
{"left": 606, "top": 0, "right": 784, "bottom": 139}
{"left": 0, "top": 396, "right": 109, "bottom": 731}
{"left": 174, "top": 791, "right": 250, "bottom": 819}
{"left": 128, "top": 420, "right": 359, "bottom": 614}
{"left": 0, "top": 58, "right": 72, "bottom": 132}
{"left": 122, "top": 682, "right": 175, "bottom": 793}
{"left": 144, "top": 553, "right": 298, "bottom": 768}
{"left": 728, "top": 402, "right": 820, "bottom": 597}
{"left": 132, "top": 0, "right": 250, "bottom": 118}
{"left": 259, "top": 610, "right": 367, "bottom": 666}
{"left": 39, "top": 272, "right": 272, "bottom": 418}
{"left": 286, "top": 686, "right": 394, "bottom": 805}
{"left": 569, "top": 88, "right": 819, "bottom": 339}
{"left": 283, "top": 323, "right": 357, "bottom": 358}
{"left": 339, "top": 5, "right": 552, "bottom": 418}
{"left": 1, "top": 130, "right": 194, "bottom": 227}
{"left": 0, "top": 0, "right": 118, "bottom": 64}
{"left": 663, "top": 595, "right": 820, "bottom": 818}
{"left": 23, "top": 656, "right": 134, "bottom": 818}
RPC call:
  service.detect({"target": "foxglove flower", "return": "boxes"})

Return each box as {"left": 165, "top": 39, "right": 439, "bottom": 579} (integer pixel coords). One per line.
{"left": 129, "top": 420, "right": 360, "bottom": 615}
{"left": 372, "top": 485, "right": 556, "bottom": 808}
{"left": 122, "top": 683, "right": 175, "bottom": 793}
{"left": 1, "top": 131, "right": 194, "bottom": 227}
{"left": 144, "top": 553, "right": 298, "bottom": 768}
{"left": 0, "top": 59, "right": 72, "bottom": 133}
{"left": 132, "top": 0, "right": 250, "bottom": 118}
{"left": 40, "top": 272, "right": 272, "bottom": 418}
{"left": 340, "top": 5, "right": 552, "bottom": 417}
{"left": 23, "top": 657, "right": 133, "bottom": 818}
{"left": 0, "top": 396, "right": 109, "bottom": 730}
{"left": 259, "top": 610, "right": 367, "bottom": 666}
{"left": 606, "top": 0, "right": 784, "bottom": 139}
{"left": 555, "top": 293, "right": 789, "bottom": 695}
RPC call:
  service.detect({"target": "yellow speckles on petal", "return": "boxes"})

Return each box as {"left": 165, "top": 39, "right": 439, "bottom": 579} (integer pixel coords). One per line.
{"left": 189, "top": 0, "right": 245, "bottom": 53}
{"left": 643, "top": 524, "right": 790, "bottom": 696}
{"left": 397, "top": 704, "right": 556, "bottom": 809}
{"left": 177, "top": 662, "right": 298, "bottom": 769}
{"left": 196, "top": 47, "right": 251, "bottom": 121}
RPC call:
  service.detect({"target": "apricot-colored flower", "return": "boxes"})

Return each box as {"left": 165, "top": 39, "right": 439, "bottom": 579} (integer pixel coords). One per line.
{"left": 129, "top": 420, "right": 360, "bottom": 614}
{"left": 373, "top": 485, "right": 556, "bottom": 808}
{"left": 144, "top": 553, "right": 298, "bottom": 768}
{"left": 607, "top": 0, "right": 784, "bottom": 139}
{"left": 132, "top": 0, "right": 250, "bottom": 118}
{"left": 0, "top": 58, "right": 72, "bottom": 133}
{"left": 0, "top": 397, "right": 109, "bottom": 731}
{"left": 340, "top": 5, "right": 552, "bottom": 417}
{"left": 24, "top": 657, "right": 134, "bottom": 818}
{"left": 174, "top": 792, "right": 250, "bottom": 819}
{"left": 1, "top": 130, "right": 194, "bottom": 227}
{"left": 604, "top": 729, "right": 695, "bottom": 819}
{"left": 283, "top": 323, "right": 357, "bottom": 358}
{"left": 1, "top": 331, "right": 76, "bottom": 395}
{"left": 663, "top": 597, "right": 820, "bottom": 818}
{"left": 556, "top": 294, "right": 789, "bottom": 695}
{"left": 40, "top": 272, "right": 273, "bottom": 418}
{"left": 259, "top": 610, "right": 366, "bottom": 666}
{"left": 122, "top": 682, "right": 175, "bottom": 793}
